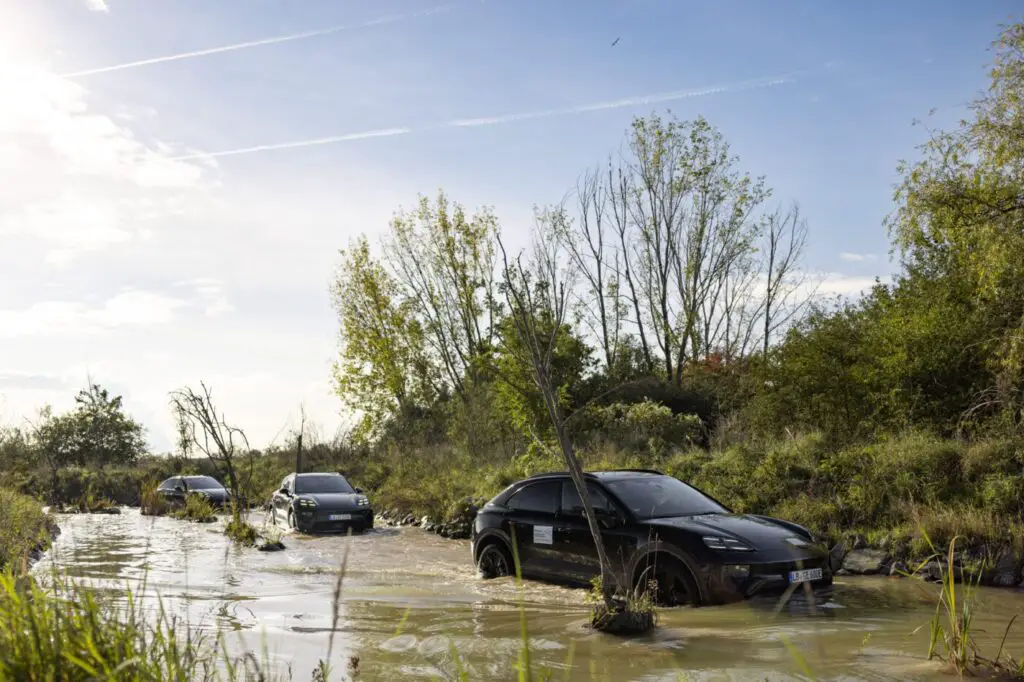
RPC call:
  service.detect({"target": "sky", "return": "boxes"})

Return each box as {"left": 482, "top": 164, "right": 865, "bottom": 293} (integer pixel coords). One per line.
{"left": 0, "top": 0, "right": 1017, "bottom": 451}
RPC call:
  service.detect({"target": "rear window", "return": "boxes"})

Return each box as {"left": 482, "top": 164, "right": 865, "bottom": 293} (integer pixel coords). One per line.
{"left": 505, "top": 481, "right": 559, "bottom": 515}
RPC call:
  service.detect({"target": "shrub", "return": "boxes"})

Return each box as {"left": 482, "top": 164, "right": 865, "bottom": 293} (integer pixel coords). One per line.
{"left": 170, "top": 494, "right": 216, "bottom": 523}
{"left": 140, "top": 482, "right": 169, "bottom": 517}
{"left": 0, "top": 489, "right": 53, "bottom": 572}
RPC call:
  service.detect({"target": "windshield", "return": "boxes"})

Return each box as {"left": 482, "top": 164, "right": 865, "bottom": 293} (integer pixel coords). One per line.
{"left": 185, "top": 476, "right": 223, "bottom": 490}
{"left": 295, "top": 475, "right": 354, "bottom": 495}
{"left": 604, "top": 476, "right": 726, "bottom": 519}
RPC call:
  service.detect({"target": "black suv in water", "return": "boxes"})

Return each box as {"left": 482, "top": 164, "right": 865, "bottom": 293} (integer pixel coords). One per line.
{"left": 156, "top": 475, "right": 231, "bottom": 508}
{"left": 471, "top": 470, "right": 832, "bottom": 606}
{"left": 271, "top": 472, "right": 374, "bottom": 534}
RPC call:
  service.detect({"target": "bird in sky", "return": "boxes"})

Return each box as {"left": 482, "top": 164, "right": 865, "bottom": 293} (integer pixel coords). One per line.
{"left": 611, "top": 36, "right": 620, "bottom": 47}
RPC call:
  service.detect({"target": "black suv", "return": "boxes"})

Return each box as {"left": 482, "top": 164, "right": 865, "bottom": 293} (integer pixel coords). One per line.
{"left": 471, "top": 470, "right": 832, "bottom": 606}
{"left": 270, "top": 472, "right": 374, "bottom": 534}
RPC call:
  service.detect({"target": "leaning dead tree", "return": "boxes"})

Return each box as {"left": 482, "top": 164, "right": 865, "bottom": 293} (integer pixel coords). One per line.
{"left": 497, "top": 222, "right": 652, "bottom": 632}
{"left": 169, "top": 382, "right": 250, "bottom": 508}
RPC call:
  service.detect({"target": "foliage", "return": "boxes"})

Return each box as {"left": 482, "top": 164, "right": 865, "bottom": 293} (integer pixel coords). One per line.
{"left": 0, "top": 570, "right": 331, "bottom": 682}
{"left": 223, "top": 515, "right": 259, "bottom": 546}
{"left": 0, "top": 489, "right": 53, "bottom": 572}
{"left": 140, "top": 481, "right": 170, "bottom": 517}
{"left": 170, "top": 494, "right": 217, "bottom": 523}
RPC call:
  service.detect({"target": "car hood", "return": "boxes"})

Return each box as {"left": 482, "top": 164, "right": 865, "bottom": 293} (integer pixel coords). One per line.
{"left": 644, "top": 513, "right": 824, "bottom": 557}
{"left": 295, "top": 492, "right": 365, "bottom": 510}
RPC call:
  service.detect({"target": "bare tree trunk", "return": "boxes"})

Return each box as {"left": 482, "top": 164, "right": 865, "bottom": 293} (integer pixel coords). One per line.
{"left": 497, "top": 229, "right": 625, "bottom": 608}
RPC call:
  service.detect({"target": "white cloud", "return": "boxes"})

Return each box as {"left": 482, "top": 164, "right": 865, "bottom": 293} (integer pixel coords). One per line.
{"left": 839, "top": 252, "right": 878, "bottom": 263}
{"left": 0, "top": 290, "right": 186, "bottom": 339}
{"left": 83, "top": 0, "right": 109, "bottom": 12}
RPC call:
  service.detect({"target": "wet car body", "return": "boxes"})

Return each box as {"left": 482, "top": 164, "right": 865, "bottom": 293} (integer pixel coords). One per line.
{"left": 271, "top": 472, "right": 374, "bottom": 534}
{"left": 471, "top": 470, "right": 833, "bottom": 606}
{"left": 156, "top": 475, "right": 231, "bottom": 508}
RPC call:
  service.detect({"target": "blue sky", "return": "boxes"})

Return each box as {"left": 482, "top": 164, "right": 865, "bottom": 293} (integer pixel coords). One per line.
{"left": 0, "top": 0, "right": 1017, "bottom": 450}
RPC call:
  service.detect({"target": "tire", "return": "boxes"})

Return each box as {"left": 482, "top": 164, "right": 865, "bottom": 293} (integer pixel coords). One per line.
{"left": 287, "top": 509, "right": 296, "bottom": 531}
{"left": 637, "top": 556, "right": 700, "bottom": 607}
{"left": 477, "top": 542, "right": 513, "bottom": 579}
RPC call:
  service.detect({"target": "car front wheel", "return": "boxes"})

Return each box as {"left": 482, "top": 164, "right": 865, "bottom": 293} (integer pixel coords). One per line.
{"left": 477, "top": 543, "right": 513, "bottom": 579}
{"left": 652, "top": 561, "right": 700, "bottom": 607}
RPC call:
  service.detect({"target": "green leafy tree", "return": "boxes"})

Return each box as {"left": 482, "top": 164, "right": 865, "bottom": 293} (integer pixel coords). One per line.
{"left": 331, "top": 236, "right": 433, "bottom": 439}
{"left": 888, "top": 22, "right": 1024, "bottom": 424}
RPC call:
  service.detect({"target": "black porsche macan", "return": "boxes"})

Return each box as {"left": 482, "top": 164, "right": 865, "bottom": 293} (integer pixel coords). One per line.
{"left": 271, "top": 472, "right": 374, "bottom": 534}
{"left": 471, "top": 470, "right": 833, "bottom": 606}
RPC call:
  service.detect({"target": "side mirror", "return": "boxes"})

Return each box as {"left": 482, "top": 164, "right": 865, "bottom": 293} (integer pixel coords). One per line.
{"left": 279, "top": 487, "right": 289, "bottom": 495}
{"left": 173, "top": 486, "right": 184, "bottom": 493}
{"left": 354, "top": 487, "right": 363, "bottom": 494}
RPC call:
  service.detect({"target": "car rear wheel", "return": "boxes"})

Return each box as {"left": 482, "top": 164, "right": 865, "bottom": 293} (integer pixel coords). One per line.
{"left": 477, "top": 543, "right": 513, "bottom": 579}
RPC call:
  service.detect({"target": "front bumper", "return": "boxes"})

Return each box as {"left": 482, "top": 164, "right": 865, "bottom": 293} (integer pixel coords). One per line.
{"left": 294, "top": 507, "right": 374, "bottom": 533}
{"left": 706, "top": 555, "right": 833, "bottom": 604}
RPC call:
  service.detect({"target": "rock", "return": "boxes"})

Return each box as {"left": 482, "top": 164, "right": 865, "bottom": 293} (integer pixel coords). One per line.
{"left": 828, "top": 543, "right": 848, "bottom": 573}
{"left": 919, "top": 561, "right": 944, "bottom": 582}
{"left": 984, "top": 551, "right": 1020, "bottom": 587}
{"left": 420, "top": 516, "right": 432, "bottom": 532}
{"left": 402, "top": 514, "right": 415, "bottom": 526}
{"left": 851, "top": 534, "right": 868, "bottom": 550}
{"left": 257, "top": 540, "right": 286, "bottom": 552}
{"left": 889, "top": 561, "right": 908, "bottom": 577}
{"left": 96, "top": 507, "right": 122, "bottom": 515}
{"left": 841, "top": 549, "right": 890, "bottom": 575}
{"left": 835, "top": 569, "right": 850, "bottom": 577}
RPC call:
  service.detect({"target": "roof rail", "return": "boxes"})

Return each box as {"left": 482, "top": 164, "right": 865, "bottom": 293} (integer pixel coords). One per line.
{"left": 524, "top": 468, "right": 664, "bottom": 479}
{"left": 609, "top": 468, "right": 665, "bottom": 476}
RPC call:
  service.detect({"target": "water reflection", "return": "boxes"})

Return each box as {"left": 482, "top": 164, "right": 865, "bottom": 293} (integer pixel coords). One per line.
{"left": 34, "top": 509, "right": 1024, "bottom": 681}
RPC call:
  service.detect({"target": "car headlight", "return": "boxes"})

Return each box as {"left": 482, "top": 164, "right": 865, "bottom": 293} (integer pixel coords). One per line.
{"left": 356, "top": 496, "right": 369, "bottom": 507}
{"left": 702, "top": 536, "right": 754, "bottom": 552}
{"left": 297, "top": 498, "right": 317, "bottom": 508}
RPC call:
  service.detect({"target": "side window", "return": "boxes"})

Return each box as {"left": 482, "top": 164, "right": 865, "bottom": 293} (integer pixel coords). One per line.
{"left": 158, "top": 478, "right": 175, "bottom": 490}
{"left": 286, "top": 477, "right": 295, "bottom": 494}
{"left": 505, "top": 481, "right": 559, "bottom": 515}
{"left": 560, "top": 481, "right": 613, "bottom": 516}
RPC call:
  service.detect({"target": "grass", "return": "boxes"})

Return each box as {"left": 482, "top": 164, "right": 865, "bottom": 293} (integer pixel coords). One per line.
{"left": 170, "top": 494, "right": 217, "bottom": 524}
{"left": 140, "top": 482, "right": 170, "bottom": 517}
{"left": 223, "top": 516, "right": 259, "bottom": 546}
{"left": 911, "top": 533, "right": 1024, "bottom": 678}
{"left": 0, "top": 489, "right": 55, "bottom": 572}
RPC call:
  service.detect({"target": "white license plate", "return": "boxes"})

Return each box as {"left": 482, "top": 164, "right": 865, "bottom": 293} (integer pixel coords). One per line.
{"left": 788, "top": 567, "right": 823, "bottom": 584}
{"left": 329, "top": 513, "right": 352, "bottom": 521}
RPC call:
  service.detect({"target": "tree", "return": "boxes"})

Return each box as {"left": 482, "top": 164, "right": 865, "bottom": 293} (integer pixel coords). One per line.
{"left": 496, "top": 220, "right": 648, "bottom": 631}
{"left": 169, "top": 382, "right": 250, "bottom": 505}
{"left": 28, "top": 383, "right": 146, "bottom": 494}
{"left": 384, "top": 192, "right": 500, "bottom": 398}
{"left": 888, "top": 22, "right": 1024, "bottom": 424}
{"left": 331, "top": 236, "right": 433, "bottom": 440}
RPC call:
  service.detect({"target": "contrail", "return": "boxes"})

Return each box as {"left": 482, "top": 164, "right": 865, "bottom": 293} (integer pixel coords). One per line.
{"left": 170, "top": 70, "right": 808, "bottom": 162}
{"left": 446, "top": 74, "right": 793, "bottom": 127}
{"left": 61, "top": 4, "right": 458, "bottom": 78}
{"left": 171, "top": 127, "right": 413, "bottom": 161}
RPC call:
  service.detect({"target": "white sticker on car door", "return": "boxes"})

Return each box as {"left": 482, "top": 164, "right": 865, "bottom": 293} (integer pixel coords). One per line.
{"left": 533, "top": 525, "right": 553, "bottom": 545}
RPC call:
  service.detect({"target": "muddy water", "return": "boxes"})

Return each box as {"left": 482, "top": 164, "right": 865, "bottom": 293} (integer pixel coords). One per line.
{"left": 35, "top": 510, "right": 1024, "bottom": 681}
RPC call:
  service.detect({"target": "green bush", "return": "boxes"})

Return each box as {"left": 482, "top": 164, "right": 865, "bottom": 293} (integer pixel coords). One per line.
{"left": 0, "top": 489, "right": 53, "bottom": 572}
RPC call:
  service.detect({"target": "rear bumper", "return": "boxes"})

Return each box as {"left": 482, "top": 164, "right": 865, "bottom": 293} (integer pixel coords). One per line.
{"left": 295, "top": 508, "right": 374, "bottom": 533}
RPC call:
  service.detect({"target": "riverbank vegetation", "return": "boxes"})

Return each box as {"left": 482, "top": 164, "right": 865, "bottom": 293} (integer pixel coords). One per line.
{"left": 0, "top": 489, "right": 55, "bottom": 572}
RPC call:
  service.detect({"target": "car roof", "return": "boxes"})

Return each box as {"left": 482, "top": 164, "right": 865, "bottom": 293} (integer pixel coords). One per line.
{"left": 294, "top": 472, "right": 342, "bottom": 477}
{"left": 523, "top": 469, "right": 666, "bottom": 482}
{"left": 183, "top": 475, "right": 216, "bottom": 480}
